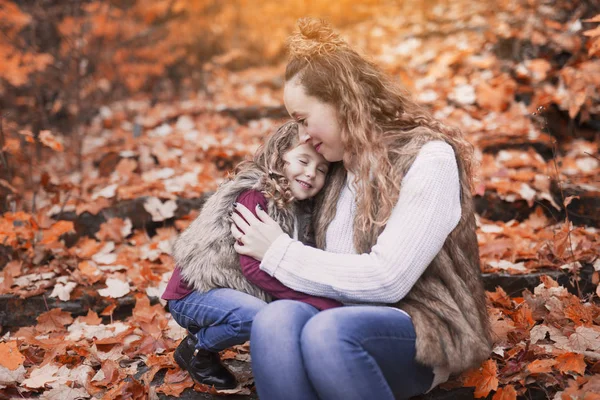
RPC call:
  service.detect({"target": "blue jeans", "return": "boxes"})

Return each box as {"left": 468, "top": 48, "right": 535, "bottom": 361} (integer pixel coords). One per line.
{"left": 168, "top": 288, "right": 267, "bottom": 352}
{"left": 251, "top": 300, "right": 434, "bottom": 400}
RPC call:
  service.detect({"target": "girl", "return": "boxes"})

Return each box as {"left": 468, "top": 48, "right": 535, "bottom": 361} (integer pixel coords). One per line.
{"left": 231, "top": 18, "right": 493, "bottom": 400}
{"left": 162, "top": 121, "right": 339, "bottom": 390}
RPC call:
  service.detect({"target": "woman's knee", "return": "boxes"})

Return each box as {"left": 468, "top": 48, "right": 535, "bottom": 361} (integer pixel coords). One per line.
{"left": 252, "top": 300, "right": 317, "bottom": 341}
{"left": 300, "top": 309, "right": 355, "bottom": 361}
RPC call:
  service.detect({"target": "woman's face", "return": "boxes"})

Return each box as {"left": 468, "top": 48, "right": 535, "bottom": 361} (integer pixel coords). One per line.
{"left": 283, "top": 76, "right": 344, "bottom": 162}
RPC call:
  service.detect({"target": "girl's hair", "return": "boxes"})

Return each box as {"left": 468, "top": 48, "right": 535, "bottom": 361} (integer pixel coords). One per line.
{"left": 285, "top": 18, "right": 477, "bottom": 252}
{"left": 233, "top": 121, "right": 300, "bottom": 209}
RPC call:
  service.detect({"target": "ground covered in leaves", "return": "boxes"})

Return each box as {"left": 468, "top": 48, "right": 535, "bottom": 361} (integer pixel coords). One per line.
{"left": 1, "top": 0, "right": 600, "bottom": 398}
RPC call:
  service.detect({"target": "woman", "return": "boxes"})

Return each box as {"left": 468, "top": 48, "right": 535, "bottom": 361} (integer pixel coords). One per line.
{"left": 230, "top": 18, "right": 492, "bottom": 400}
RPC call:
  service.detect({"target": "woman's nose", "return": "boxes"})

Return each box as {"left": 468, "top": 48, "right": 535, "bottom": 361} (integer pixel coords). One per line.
{"left": 299, "top": 126, "right": 311, "bottom": 143}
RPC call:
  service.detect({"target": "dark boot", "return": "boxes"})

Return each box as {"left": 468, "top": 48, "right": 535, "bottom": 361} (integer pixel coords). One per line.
{"left": 174, "top": 335, "right": 238, "bottom": 390}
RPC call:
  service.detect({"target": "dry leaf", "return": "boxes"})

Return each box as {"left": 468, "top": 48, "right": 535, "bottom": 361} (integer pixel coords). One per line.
{"left": 556, "top": 353, "right": 586, "bottom": 375}
{"left": 462, "top": 359, "right": 499, "bottom": 398}
{"left": 492, "top": 384, "right": 517, "bottom": 400}
{"left": 98, "top": 277, "right": 130, "bottom": 298}
{"left": 144, "top": 197, "right": 177, "bottom": 221}
{"left": 0, "top": 341, "right": 25, "bottom": 370}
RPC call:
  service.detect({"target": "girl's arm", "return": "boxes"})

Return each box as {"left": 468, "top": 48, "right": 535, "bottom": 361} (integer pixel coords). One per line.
{"left": 236, "top": 190, "right": 342, "bottom": 310}
{"left": 234, "top": 141, "right": 462, "bottom": 304}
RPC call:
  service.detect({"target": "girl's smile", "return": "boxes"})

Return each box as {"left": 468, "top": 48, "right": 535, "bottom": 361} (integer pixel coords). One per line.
{"left": 283, "top": 142, "right": 329, "bottom": 200}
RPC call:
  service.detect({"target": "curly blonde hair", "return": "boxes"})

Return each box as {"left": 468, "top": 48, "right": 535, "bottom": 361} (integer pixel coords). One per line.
{"left": 233, "top": 121, "right": 300, "bottom": 209}
{"left": 286, "top": 18, "right": 477, "bottom": 252}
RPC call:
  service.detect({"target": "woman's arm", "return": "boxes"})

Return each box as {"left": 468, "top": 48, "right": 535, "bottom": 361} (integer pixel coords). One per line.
{"left": 236, "top": 190, "right": 343, "bottom": 310}
{"left": 233, "top": 141, "right": 462, "bottom": 304}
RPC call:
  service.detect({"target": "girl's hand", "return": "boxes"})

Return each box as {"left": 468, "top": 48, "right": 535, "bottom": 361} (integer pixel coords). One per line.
{"left": 231, "top": 203, "right": 285, "bottom": 260}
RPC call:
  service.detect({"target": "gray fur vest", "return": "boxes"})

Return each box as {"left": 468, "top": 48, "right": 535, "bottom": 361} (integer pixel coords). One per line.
{"left": 172, "top": 166, "right": 307, "bottom": 302}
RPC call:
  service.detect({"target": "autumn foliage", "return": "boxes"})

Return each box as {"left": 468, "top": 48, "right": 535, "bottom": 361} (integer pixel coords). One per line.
{"left": 1, "top": 0, "right": 600, "bottom": 398}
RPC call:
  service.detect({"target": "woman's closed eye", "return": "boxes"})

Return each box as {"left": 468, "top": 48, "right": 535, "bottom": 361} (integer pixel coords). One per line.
{"left": 299, "top": 159, "right": 308, "bottom": 165}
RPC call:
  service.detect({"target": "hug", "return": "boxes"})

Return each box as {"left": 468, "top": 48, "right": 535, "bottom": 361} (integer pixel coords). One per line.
{"left": 162, "top": 17, "right": 492, "bottom": 400}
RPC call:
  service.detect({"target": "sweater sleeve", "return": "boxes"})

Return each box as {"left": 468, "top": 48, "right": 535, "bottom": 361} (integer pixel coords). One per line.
{"left": 236, "top": 190, "right": 343, "bottom": 311}
{"left": 259, "top": 141, "right": 463, "bottom": 304}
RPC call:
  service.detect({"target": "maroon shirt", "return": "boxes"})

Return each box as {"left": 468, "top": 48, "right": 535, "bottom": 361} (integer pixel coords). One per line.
{"left": 161, "top": 189, "right": 341, "bottom": 311}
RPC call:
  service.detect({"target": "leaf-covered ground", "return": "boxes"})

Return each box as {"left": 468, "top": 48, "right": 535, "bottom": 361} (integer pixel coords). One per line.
{"left": 1, "top": 0, "right": 600, "bottom": 398}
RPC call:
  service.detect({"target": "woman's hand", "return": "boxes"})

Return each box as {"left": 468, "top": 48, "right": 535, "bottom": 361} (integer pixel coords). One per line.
{"left": 231, "top": 203, "right": 285, "bottom": 260}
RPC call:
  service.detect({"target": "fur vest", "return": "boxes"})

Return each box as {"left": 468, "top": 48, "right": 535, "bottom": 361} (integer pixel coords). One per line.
{"left": 317, "top": 130, "right": 492, "bottom": 375}
{"left": 172, "top": 165, "right": 309, "bottom": 302}
{"left": 390, "top": 135, "right": 492, "bottom": 373}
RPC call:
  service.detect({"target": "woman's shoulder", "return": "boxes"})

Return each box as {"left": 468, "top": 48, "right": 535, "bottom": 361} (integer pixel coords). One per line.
{"left": 417, "top": 140, "right": 455, "bottom": 157}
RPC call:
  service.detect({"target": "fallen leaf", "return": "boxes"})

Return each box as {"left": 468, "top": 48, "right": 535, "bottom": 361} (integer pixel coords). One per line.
{"left": 98, "top": 277, "right": 130, "bottom": 298}
{"left": 49, "top": 280, "right": 78, "bottom": 301}
{"left": 0, "top": 364, "right": 26, "bottom": 385}
{"left": 144, "top": 197, "right": 177, "bottom": 221}
{"left": 37, "top": 308, "right": 74, "bottom": 332}
{"left": 0, "top": 341, "right": 25, "bottom": 370}
{"left": 527, "top": 358, "right": 557, "bottom": 374}
{"left": 21, "top": 362, "right": 61, "bottom": 388}
{"left": 556, "top": 352, "right": 586, "bottom": 375}
{"left": 492, "top": 384, "right": 517, "bottom": 400}
{"left": 462, "top": 359, "right": 499, "bottom": 398}
{"left": 40, "top": 385, "right": 90, "bottom": 399}
{"left": 41, "top": 220, "right": 75, "bottom": 244}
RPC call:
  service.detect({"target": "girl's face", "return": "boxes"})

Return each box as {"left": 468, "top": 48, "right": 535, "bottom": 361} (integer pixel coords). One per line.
{"left": 283, "top": 76, "right": 344, "bottom": 162}
{"left": 283, "top": 143, "right": 329, "bottom": 200}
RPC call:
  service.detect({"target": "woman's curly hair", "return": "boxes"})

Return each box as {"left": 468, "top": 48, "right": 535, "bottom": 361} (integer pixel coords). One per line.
{"left": 233, "top": 121, "right": 300, "bottom": 209}
{"left": 285, "top": 17, "right": 478, "bottom": 253}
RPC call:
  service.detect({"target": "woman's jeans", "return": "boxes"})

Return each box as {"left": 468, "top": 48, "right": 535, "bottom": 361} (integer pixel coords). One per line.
{"left": 168, "top": 288, "right": 266, "bottom": 352}
{"left": 251, "top": 300, "right": 434, "bottom": 400}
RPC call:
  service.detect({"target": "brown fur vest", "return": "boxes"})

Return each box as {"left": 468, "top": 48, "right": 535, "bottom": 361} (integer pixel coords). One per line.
{"left": 316, "top": 131, "right": 492, "bottom": 374}
{"left": 390, "top": 136, "right": 492, "bottom": 373}
{"left": 172, "top": 165, "right": 308, "bottom": 302}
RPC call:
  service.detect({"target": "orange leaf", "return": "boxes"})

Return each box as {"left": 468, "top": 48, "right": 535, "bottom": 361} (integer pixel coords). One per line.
{"left": 527, "top": 358, "right": 557, "bottom": 374}
{"left": 463, "top": 359, "right": 499, "bottom": 398}
{"left": 156, "top": 368, "right": 194, "bottom": 396}
{"left": 0, "top": 341, "right": 25, "bottom": 370}
{"left": 78, "top": 260, "right": 103, "bottom": 284}
{"left": 492, "top": 384, "right": 517, "bottom": 400}
{"left": 487, "top": 287, "right": 513, "bottom": 309}
{"left": 36, "top": 308, "right": 73, "bottom": 332}
{"left": 41, "top": 220, "right": 75, "bottom": 244}
{"left": 78, "top": 309, "right": 103, "bottom": 325}
{"left": 556, "top": 353, "right": 587, "bottom": 375}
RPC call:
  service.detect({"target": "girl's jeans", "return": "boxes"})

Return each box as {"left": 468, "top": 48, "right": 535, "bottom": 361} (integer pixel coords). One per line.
{"left": 251, "top": 300, "right": 435, "bottom": 400}
{"left": 168, "top": 288, "right": 266, "bottom": 352}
